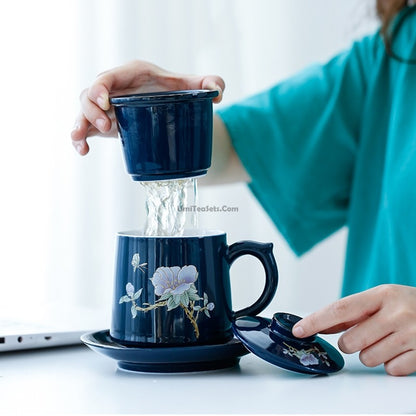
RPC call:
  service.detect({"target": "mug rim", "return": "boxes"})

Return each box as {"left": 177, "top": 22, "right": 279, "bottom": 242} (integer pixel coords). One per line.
{"left": 110, "top": 89, "right": 219, "bottom": 106}
{"left": 117, "top": 229, "right": 226, "bottom": 238}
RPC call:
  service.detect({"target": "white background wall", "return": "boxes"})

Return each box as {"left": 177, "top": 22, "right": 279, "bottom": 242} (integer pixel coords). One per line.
{"left": 0, "top": 0, "right": 378, "bottom": 320}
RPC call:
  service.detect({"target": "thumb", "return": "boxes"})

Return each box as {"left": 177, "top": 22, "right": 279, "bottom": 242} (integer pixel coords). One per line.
{"left": 200, "top": 75, "right": 225, "bottom": 103}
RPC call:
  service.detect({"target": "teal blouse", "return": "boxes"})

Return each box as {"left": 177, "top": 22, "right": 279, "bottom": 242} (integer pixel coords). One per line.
{"left": 217, "top": 15, "right": 416, "bottom": 296}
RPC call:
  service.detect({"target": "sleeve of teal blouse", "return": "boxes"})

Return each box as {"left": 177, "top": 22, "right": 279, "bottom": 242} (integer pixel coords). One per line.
{"left": 217, "top": 34, "right": 380, "bottom": 256}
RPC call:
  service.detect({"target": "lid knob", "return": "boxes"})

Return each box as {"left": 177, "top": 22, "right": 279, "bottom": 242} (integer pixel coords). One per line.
{"left": 269, "top": 312, "right": 316, "bottom": 343}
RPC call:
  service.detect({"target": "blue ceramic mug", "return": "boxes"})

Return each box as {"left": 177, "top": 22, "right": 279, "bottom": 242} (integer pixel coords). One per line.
{"left": 110, "top": 230, "right": 278, "bottom": 347}
{"left": 110, "top": 90, "right": 218, "bottom": 181}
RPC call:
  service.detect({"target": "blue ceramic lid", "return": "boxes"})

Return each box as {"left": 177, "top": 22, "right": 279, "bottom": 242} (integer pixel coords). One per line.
{"left": 232, "top": 312, "right": 344, "bottom": 375}
{"left": 110, "top": 89, "right": 219, "bottom": 106}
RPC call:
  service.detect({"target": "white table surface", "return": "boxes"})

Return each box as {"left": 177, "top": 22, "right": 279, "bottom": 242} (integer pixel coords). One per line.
{"left": 0, "top": 335, "right": 415, "bottom": 415}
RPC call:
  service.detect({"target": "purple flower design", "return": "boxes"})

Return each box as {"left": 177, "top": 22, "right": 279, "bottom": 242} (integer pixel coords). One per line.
{"left": 121, "top": 264, "right": 215, "bottom": 339}
{"left": 283, "top": 343, "right": 328, "bottom": 367}
{"left": 300, "top": 353, "right": 319, "bottom": 366}
{"left": 150, "top": 265, "right": 198, "bottom": 296}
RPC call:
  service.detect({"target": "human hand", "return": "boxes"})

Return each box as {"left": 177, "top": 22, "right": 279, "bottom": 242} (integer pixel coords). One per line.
{"left": 292, "top": 284, "right": 416, "bottom": 376}
{"left": 71, "top": 60, "right": 225, "bottom": 155}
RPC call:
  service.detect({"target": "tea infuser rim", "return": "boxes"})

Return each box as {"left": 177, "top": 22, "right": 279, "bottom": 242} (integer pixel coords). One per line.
{"left": 110, "top": 89, "right": 219, "bottom": 106}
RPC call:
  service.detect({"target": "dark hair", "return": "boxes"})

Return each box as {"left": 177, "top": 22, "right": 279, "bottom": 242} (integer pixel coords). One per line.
{"left": 376, "top": 0, "right": 407, "bottom": 35}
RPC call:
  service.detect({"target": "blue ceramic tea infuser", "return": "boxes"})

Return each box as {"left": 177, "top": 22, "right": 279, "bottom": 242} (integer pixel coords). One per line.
{"left": 110, "top": 90, "right": 218, "bottom": 181}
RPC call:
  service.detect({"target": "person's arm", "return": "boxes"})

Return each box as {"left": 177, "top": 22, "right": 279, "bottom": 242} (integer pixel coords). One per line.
{"left": 200, "top": 115, "right": 250, "bottom": 186}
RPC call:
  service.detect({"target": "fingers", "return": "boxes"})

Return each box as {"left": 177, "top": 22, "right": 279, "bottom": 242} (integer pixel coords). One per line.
{"left": 71, "top": 87, "right": 114, "bottom": 155}
{"left": 358, "top": 331, "right": 411, "bottom": 368}
{"left": 154, "top": 72, "right": 225, "bottom": 103}
{"left": 81, "top": 88, "right": 112, "bottom": 133}
{"left": 292, "top": 288, "right": 382, "bottom": 338}
{"left": 200, "top": 75, "right": 226, "bottom": 103}
{"left": 92, "top": 60, "right": 226, "bottom": 103}
{"left": 71, "top": 113, "right": 91, "bottom": 155}
{"left": 292, "top": 285, "right": 416, "bottom": 376}
{"left": 71, "top": 62, "right": 142, "bottom": 156}
{"left": 355, "top": 311, "right": 416, "bottom": 375}
{"left": 384, "top": 350, "right": 416, "bottom": 377}
{"left": 337, "top": 310, "right": 393, "bottom": 354}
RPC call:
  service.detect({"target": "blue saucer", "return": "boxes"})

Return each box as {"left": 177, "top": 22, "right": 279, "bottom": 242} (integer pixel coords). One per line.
{"left": 81, "top": 330, "right": 249, "bottom": 373}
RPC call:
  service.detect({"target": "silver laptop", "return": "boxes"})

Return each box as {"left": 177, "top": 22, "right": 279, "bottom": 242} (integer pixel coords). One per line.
{"left": 0, "top": 304, "right": 110, "bottom": 352}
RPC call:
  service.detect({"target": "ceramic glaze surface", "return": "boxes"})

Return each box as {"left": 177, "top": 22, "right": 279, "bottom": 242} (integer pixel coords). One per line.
{"left": 110, "top": 90, "right": 218, "bottom": 181}
{"left": 81, "top": 330, "right": 249, "bottom": 373}
{"left": 233, "top": 313, "right": 345, "bottom": 375}
{"left": 110, "top": 232, "right": 278, "bottom": 347}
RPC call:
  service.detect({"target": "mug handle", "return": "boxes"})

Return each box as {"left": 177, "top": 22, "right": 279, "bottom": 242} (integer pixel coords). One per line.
{"left": 225, "top": 241, "right": 278, "bottom": 320}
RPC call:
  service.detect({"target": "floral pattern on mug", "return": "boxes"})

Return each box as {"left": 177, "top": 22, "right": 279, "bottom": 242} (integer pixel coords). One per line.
{"left": 131, "top": 253, "right": 147, "bottom": 273}
{"left": 282, "top": 342, "right": 330, "bottom": 367}
{"left": 119, "top": 255, "right": 215, "bottom": 339}
{"left": 151, "top": 265, "right": 197, "bottom": 297}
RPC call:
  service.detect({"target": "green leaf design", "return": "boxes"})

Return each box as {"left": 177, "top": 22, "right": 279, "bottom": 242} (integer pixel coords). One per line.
{"left": 194, "top": 305, "right": 201, "bottom": 311}
{"left": 173, "top": 294, "right": 181, "bottom": 306}
{"left": 167, "top": 296, "right": 179, "bottom": 311}
{"left": 180, "top": 291, "right": 190, "bottom": 307}
{"left": 204, "top": 292, "right": 208, "bottom": 306}
{"left": 159, "top": 292, "right": 173, "bottom": 301}
{"left": 131, "top": 305, "right": 137, "bottom": 318}
{"left": 133, "top": 289, "right": 143, "bottom": 300}
{"left": 204, "top": 309, "right": 211, "bottom": 318}
{"left": 188, "top": 291, "right": 201, "bottom": 301}
{"left": 119, "top": 295, "right": 131, "bottom": 304}
{"left": 189, "top": 284, "right": 198, "bottom": 292}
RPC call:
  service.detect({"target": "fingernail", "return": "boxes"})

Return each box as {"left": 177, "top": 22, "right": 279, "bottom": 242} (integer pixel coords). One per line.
{"left": 73, "top": 142, "right": 83, "bottom": 154}
{"left": 292, "top": 325, "right": 304, "bottom": 338}
{"left": 96, "top": 118, "right": 107, "bottom": 131}
{"left": 97, "top": 94, "right": 109, "bottom": 110}
{"left": 207, "top": 82, "right": 222, "bottom": 94}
